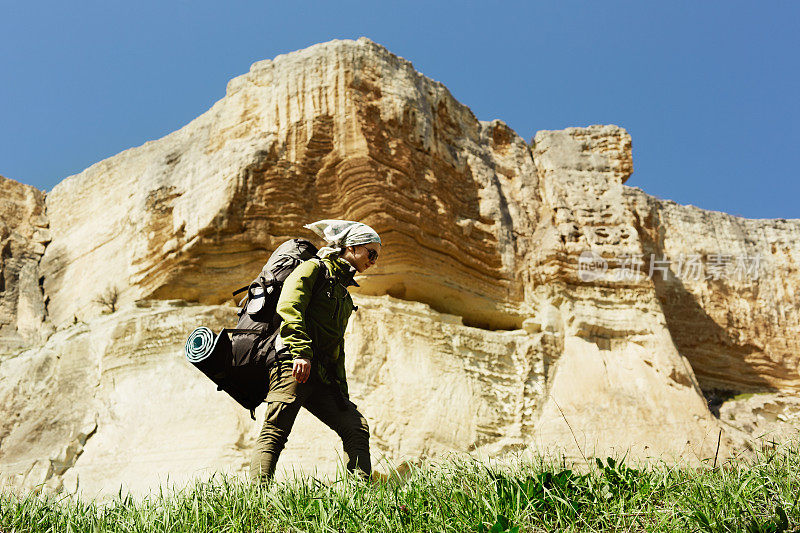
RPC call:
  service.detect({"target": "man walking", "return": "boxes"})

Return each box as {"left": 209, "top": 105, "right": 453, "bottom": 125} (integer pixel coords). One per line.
{"left": 250, "top": 219, "right": 381, "bottom": 483}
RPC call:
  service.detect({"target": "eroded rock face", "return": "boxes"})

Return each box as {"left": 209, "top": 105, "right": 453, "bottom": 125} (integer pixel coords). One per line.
{"left": 0, "top": 296, "right": 723, "bottom": 497}
{"left": 0, "top": 175, "right": 50, "bottom": 356}
{"left": 41, "top": 38, "right": 540, "bottom": 331}
{"left": 0, "top": 302, "right": 238, "bottom": 495}
{"left": 1, "top": 38, "right": 798, "bottom": 497}
{"left": 718, "top": 393, "right": 800, "bottom": 444}
{"left": 527, "top": 127, "right": 731, "bottom": 461}
{"left": 626, "top": 191, "right": 800, "bottom": 392}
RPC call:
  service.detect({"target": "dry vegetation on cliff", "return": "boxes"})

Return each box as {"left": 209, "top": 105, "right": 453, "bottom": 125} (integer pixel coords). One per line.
{"left": 2, "top": 440, "right": 798, "bottom": 533}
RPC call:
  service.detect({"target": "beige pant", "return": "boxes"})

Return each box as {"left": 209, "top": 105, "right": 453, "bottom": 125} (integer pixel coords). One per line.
{"left": 249, "top": 360, "right": 371, "bottom": 484}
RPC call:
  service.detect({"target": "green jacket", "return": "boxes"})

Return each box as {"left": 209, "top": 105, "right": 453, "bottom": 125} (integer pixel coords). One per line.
{"left": 275, "top": 254, "right": 357, "bottom": 398}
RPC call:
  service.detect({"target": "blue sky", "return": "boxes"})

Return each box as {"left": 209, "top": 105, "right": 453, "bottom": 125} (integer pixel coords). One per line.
{"left": 1, "top": 1, "right": 798, "bottom": 219}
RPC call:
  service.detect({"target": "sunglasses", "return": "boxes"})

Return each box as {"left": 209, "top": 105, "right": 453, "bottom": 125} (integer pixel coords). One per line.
{"left": 366, "top": 247, "right": 379, "bottom": 262}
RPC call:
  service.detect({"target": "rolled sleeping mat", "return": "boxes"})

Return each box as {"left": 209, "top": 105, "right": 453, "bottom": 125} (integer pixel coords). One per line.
{"left": 185, "top": 326, "right": 215, "bottom": 362}
{"left": 185, "top": 327, "right": 232, "bottom": 378}
{"left": 184, "top": 327, "right": 266, "bottom": 416}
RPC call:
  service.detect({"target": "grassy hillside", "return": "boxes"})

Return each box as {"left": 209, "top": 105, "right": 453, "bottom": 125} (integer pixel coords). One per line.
{"left": 2, "top": 440, "right": 798, "bottom": 532}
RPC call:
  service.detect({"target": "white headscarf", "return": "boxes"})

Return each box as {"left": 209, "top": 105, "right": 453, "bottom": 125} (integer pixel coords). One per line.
{"left": 303, "top": 219, "right": 381, "bottom": 257}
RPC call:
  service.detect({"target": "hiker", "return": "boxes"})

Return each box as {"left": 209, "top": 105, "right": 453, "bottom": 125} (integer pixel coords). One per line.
{"left": 249, "top": 219, "right": 381, "bottom": 484}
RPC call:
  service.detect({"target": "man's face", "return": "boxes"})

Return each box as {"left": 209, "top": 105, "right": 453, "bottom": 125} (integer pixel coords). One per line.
{"left": 351, "top": 243, "right": 381, "bottom": 273}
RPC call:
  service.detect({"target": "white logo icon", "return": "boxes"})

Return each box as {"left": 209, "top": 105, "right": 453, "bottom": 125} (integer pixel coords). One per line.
{"left": 578, "top": 250, "right": 608, "bottom": 282}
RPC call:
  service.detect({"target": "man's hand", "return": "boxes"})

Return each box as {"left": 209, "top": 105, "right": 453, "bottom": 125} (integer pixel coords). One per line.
{"left": 292, "top": 358, "right": 311, "bottom": 383}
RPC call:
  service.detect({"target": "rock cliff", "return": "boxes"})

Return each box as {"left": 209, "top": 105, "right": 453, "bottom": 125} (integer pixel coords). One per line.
{"left": 0, "top": 175, "right": 49, "bottom": 356}
{"left": 1, "top": 38, "right": 797, "bottom": 497}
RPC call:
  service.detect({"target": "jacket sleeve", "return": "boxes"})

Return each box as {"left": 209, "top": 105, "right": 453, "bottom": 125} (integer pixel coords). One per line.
{"left": 276, "top": 260, "right": 320, "bottom": 361}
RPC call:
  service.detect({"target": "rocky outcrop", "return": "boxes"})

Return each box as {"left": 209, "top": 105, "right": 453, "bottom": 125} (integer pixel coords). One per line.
{"left": 626, "top": 191, "right": 800, "bottom": 393}
{"left": 0, "top": 301, "right": 237, "bottom": 494}
{"left": 718, "top": 393, "right": 800, "bottom": 444}
{"left": 1, "top": 38, "right": 798, "bottom": 497}
{"left": 40, "top": 38, "right": 539, "bottom": 332}
{"left": 526, "top": 126, "right": 727, "bottom": 461}
{"left": 0, "top": 295, "right": 724, "bottom": 497}
{"left": 0, "top": 175, "right": 50, "bottom": 356}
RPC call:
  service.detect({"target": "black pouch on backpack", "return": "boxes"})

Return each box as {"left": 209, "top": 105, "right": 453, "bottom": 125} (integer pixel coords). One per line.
{"left": 185, "top": 327, "right": 268, "bottom": 418}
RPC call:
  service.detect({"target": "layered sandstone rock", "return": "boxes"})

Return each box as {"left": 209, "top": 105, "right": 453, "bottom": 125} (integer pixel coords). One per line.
{"left": 0, "top": 295, "right": 723, "bottom": 497}
{"left": 626, "top": 191, "right": 800, "bottom": 393}
{"left": 718, "top": 392, "right": 800, "bottom": 444}
{"left": 526, "top": 127, "right": 730, "bottom": 461}
{"left": 0, "top": 301, "right": 240, "bottom": 495}
{"left": 40, "top": 38, "right": 539, "bottom": 332}
{"left": 1, "top": 38, "right": 798, "bottom": 497}
{"left": 0, "top": 175, "right": 49, "bottom": 356}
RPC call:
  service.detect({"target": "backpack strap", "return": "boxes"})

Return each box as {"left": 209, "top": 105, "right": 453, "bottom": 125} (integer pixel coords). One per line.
{"left": 234, "top": 258, "right": 329, "bottom": 299}
{"left": 308, "top": 258, "right": 333, "bottom": 298}
{"left": 232, "top": 285, "right": 249, "bottom": 297}
{"left": 233, "top": 260, "right": 332, "bottom": 338}
{"left": 226, "top": 327, "right": 269, "bottom": 335}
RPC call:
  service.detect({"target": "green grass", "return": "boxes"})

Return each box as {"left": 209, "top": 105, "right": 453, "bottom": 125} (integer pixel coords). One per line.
{"left": 2, "top": 440, "right": 799, "bottom": 532}
{"left": 731, "top": 393, "right": 757, "bottom": 402}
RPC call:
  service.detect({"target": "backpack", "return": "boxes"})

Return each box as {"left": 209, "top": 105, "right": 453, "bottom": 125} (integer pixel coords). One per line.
{"left": 185, "top": 239, "right": 333, "bottom": 419}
